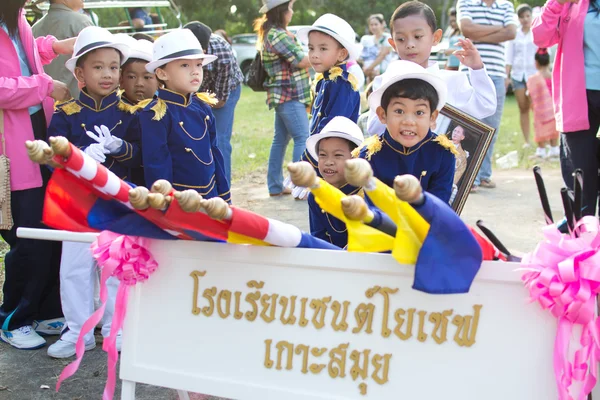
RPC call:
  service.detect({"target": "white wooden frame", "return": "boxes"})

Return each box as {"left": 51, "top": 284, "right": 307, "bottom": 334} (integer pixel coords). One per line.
{"left": 17, "top": 228, "right": 598, "bottom": 400}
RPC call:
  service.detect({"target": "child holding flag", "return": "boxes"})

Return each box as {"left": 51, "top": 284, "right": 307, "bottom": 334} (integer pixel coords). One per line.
{"left": 305, "top": 117, "right": 364, "bottom": 247}
{"left": 46, "top": 26, "right": 140, "bottom": 358}
{"left": 355, "top": 60, "right": 456, "bottom": 204}
{"left": 139, "top": 29, "right": 230, "bottom": 202}
{"left": 290, "top": 14, "right": 362, "bottom": 199}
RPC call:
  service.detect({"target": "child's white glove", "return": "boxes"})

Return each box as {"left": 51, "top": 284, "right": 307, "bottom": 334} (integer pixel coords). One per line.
{"left": 83, "top": 143, "right": 108, "bottom": 163}
{"left": 86, "top": 125, "right": 123, "bottom": 154}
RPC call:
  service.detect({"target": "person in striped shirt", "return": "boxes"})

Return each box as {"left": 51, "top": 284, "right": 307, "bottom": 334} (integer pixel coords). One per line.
{"left": 457, "top": 0, "right": 517, "bottom": 191}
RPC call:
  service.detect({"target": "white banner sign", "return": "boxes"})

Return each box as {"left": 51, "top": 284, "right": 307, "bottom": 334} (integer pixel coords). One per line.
{"left": 118, "top": 240, "right": 559, "bottom": 400}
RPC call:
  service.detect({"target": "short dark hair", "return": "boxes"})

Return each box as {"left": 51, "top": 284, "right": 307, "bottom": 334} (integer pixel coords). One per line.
{"left": 381, "top": 79, "right": 439, "bottom": 112}
{"left": 121, "top": 58, "right": 148, "bottom": 71}
{"left": 448, "top": 7, "right": 457, "bottom": 17}
{"left": 390, "top": 1, "right": 437, "bottom": 33}
{"left": 75, "top": 47, "right": 123, "bottom": 69}
{"left": 516, "top": 4, "right": 532, "bottom": 18}
{"left": 184, "top": 21, "right": 212, "bottom": 51}
{"left": 316, "top": 137, "right": 358, "bottom": 156}
{"left": 535, "top": 48, "right": 550, "bottom": 66}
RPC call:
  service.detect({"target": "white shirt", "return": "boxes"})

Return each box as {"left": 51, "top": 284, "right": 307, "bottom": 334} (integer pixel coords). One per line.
{"left": 505, "top": 27, "right": 538, "bottom": 82}
{"left": 366, "top": 61, "right": 497, "bottom": 137}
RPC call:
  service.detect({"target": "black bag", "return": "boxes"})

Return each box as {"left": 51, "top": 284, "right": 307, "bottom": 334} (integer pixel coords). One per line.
{"left": 246, "top": 51, "right": 267, "bottom": 92}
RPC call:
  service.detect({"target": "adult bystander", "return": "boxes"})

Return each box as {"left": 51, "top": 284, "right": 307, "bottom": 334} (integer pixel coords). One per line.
{"left": 0, "top": 0, "right": 74, "bottom": 350}
{"left": 506, "top": 4, "right": 538, "bottom": 146}
{"left": 32, "top": 0, "right": 92, "bottom": 98}
{"left": 458, "top": 0, "right": 517, "bottom": 191}
{"left": 533, "top": 0, "right": 600, "bottom": 216}
{"left": 255, "top": 0, "right": 311, "bottom": 197}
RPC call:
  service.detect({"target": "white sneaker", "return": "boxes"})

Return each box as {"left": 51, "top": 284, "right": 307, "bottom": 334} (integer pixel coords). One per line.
{"left": 0, "top": 326, "right": 46, "bottom": 350}
{"left": 33, "top": 318, "right": 66, "bottom": 336}
{"left": 47, "top": 338, "right": 96, "bottom": 359}
{"left": 549, "top": 146, "right": 560, "bottom": 160}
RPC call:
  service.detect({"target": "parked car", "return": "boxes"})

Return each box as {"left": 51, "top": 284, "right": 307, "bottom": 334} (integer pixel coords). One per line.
{"left": 232, "top": 25, "right": 310, "bottom": 83}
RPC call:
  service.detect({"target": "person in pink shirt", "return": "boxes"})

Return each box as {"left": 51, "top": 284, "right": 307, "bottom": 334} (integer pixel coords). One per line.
{"left": 532, "top": 0, "right": 600, "bottom": 216}
{"left": 0, "top": 0, "right": 74, "bottom": 350}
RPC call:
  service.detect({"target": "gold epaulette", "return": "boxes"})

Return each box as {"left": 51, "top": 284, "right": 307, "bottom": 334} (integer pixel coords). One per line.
{"left": 56, "top": 99, "right": 82, "bottom": 115}
{"left": 196, "top": 92, "right": 218, "bottom": 106}
{"left": 118, "top": 100, "right": 137, "bottom": 114}
{"left": 328, "top": 66, "right": 343, "bottom": 81}
{"left": 352, "top": 135, "right": 382, "bottom": 160}
{"left": 433, "top": 134, "right": 459, "bottom": 156}
{"left": 133, "top": 98, "right": 167, "bottom": 121}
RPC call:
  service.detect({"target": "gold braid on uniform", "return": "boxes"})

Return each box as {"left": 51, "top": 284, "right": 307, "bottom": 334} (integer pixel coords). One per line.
{"left": 196, "top": 92, "right": 218, "bottom": 106}
{"left": 129, "top": 98, "right": 167, "bottom": 121}
{"left": 58, "top": 100, "right": 82, "bottom": 115}
{"left": 129, "top": 98, "right": 153, "bottom": 114}
{"left": 118, "top": 100, "right": 136, "bottom": 114}
{"left": 328, "top": 66, "right": 343, "bottom": 81}
{"left": 352, "top": 135, "right": 382, "bottom": 160}
{"left": 433, "top": 134, "right": 459, "bottom": 156}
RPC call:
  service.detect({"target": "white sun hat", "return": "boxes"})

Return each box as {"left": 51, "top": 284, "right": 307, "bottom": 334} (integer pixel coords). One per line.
{"left": 368, "top": 60, "right": 448, "bottom": 112}
{"left": 66, "top": 26, "right": 131, "bottom": 73}
{"left": 113, "top": 34, "right": 153, "bottom": 63}
{"left": 145, "top": 29, "right": 217, "bottom": 73}
{"left": 297, "top": 14, "right": 363, "bottom": 62}
{"left": 305, "top": 116, "right": 365, "bottom": 160}
{"left": 259, "top": 0, "right": 290, "bottom": 13}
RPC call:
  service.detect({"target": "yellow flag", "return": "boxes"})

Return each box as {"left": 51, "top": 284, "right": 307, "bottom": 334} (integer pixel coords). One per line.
{"left": 365, "top": 179, "right": 430, "bottom": 264}
{"left": 311, "top": 179, "right": 395, "bottom": 253}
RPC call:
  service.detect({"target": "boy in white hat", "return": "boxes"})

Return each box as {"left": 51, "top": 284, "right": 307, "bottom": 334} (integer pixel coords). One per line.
{"left": 46, "top": 26, "right": 140, "bottom": 358}
{"left": 115, "top": 35, "right": 158, "bottom": 107}
{"left": 354, "top": 60, "right": 457, "bottom": 204}
{"left": 138, "top": 29, "right": 230, "bottom": 202}
{"left": 292, "top": 14, "right": 362, "bottom": 199}
{"left": 305, "top": 117, "right": 364, "bottom": 248}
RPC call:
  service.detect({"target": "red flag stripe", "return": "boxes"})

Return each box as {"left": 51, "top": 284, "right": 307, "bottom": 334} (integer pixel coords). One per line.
{"left": 229, "top": 207, "right": 270, "bottom": 240}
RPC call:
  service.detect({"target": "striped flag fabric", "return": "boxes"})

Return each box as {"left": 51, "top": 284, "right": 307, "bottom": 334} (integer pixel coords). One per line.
{"left": 227, "top": 206, "right": 340, "bottom": 250}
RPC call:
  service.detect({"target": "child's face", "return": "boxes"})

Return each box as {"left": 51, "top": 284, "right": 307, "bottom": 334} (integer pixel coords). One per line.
{"left": 308, "top": 31, "right": 348, "bottom": 73}
{"left": 376, "top": 96, "right": 438, "bottom": 147}
{"left": 317, "top": 137, "right": 353, "bottom": 188}
{"left": 155, "top": 59, "right": 203, "bottom": 95}
{"left": 120, "top": 61, "right": 158, "bottom": 102}
{"left": 75, "top": 48, "right": 121, "bottom": 100}
{"left": 519, "top": 11, "right": 532, "bottom": 29}
{"left": 390, "top": 15, "right": 442, "bottom": 69}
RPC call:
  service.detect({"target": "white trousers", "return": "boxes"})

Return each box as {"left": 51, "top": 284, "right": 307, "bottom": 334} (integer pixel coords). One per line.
{"left": 60, "top": 241, "right": 119, "bottom": 344}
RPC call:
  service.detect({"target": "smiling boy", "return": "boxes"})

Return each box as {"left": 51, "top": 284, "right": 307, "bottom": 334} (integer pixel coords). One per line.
{"left": 355, "top": 61, "right": 457, "bottom": 204}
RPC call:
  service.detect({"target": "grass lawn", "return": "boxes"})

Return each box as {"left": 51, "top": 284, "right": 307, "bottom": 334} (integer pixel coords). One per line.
{"left": 230, "top": 86, "right": 543, "bottom": 183}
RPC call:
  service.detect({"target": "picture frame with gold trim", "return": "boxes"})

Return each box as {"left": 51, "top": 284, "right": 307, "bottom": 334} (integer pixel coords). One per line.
{"left": 440, "top": 105, "right": 495, "bottom": 215}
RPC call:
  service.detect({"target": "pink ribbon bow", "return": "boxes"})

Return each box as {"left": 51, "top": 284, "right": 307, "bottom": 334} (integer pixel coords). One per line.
{"left": 56, "top": 231, "right": 158, "bottom": 400}
{"left": 521, "top": 216, "right": 600, "bottom": 400}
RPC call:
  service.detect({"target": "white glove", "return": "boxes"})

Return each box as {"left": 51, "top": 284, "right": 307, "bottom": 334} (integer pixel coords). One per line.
{"left": 86, "top": 125, "right": 123, "bottom": 154}
{"left": 292, "top": 186, "right": 310, "bottom": 200}
{"left": 84, "top": 143, "right": 108, "bottom": 163}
